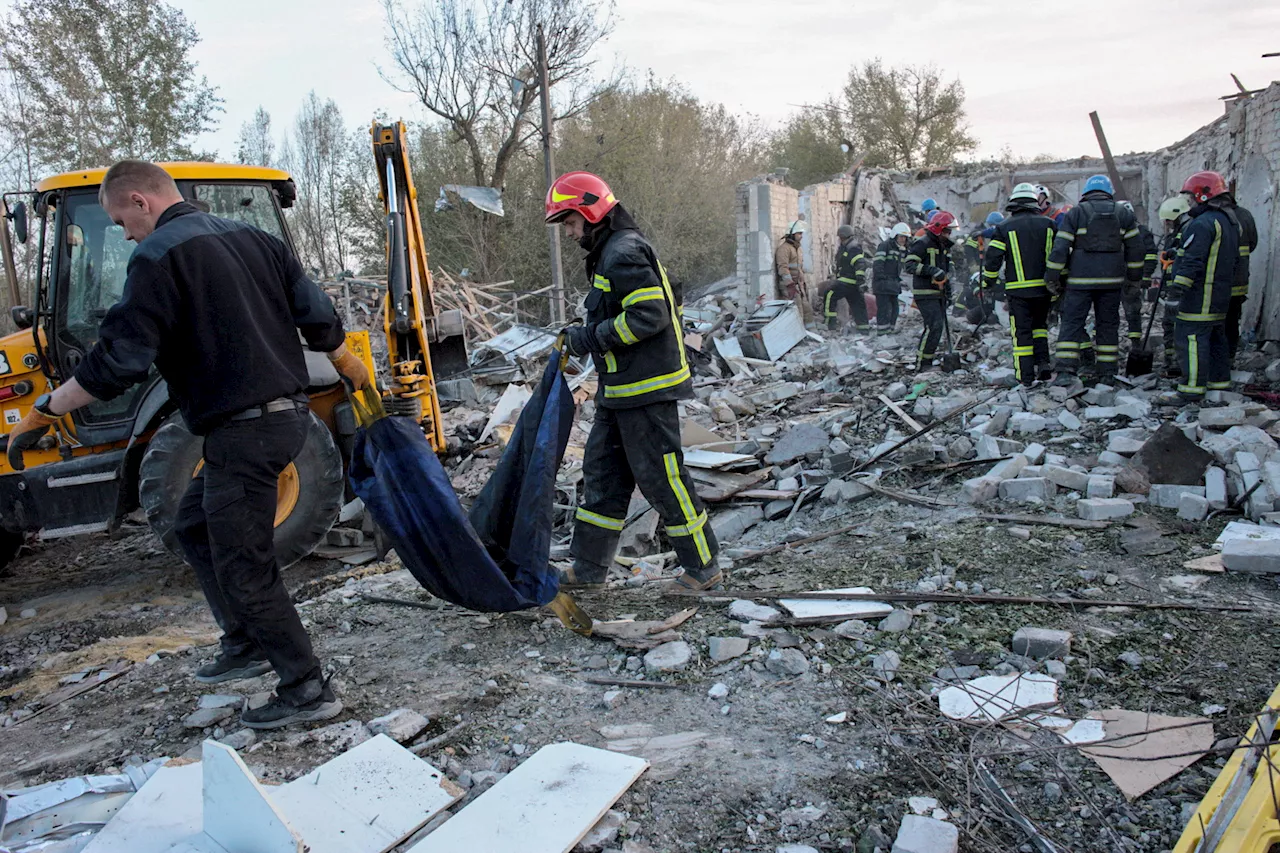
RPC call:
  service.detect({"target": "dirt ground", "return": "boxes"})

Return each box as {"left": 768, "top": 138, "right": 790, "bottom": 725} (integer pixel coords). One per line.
{"left": 2, "top": 482, "right": 1277, "bottom": 852}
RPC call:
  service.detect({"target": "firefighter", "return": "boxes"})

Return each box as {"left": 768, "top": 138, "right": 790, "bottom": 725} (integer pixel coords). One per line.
{"left": 775, "top": 220, "right": 815, "bottom": 327}
{"left": 1157, "top": 171, "right": 1240, "bottom": 405}
{"left": 1156, "top": 195, "right": 1193, "bottom": 375}
{"left": 905, "top": 210, "right": 957, "bottom": 371}
{"left": 873, "top": 223, "right": 912, "bottom": 332}
{"left": 913, "top": 198, "right": 938, "bottom": 236}
{"left": 1219, "top": 191, "right": 1259, "bottom": 360}
{"left": 1118, "top": 200, "right": 1159, "bottom": 346}
{"left": 1046, "top": 175, "right": 1144, "bottom": 384}
{"left": 962, "top": 211, "right": 1005, "bottom": 310}
{"left": 823, "top": 224, "right": 869, "bottom": 333}
{"left": 546, "top": 171, "right": 721, "bottom": 592}
{"left": 983, "top": 183, "right": 1057, "bottom": 386}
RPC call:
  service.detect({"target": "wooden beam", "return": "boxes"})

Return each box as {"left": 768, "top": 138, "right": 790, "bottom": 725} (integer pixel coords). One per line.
{"left": 1089, "top": 111, "right": 1127, "bottom": 201}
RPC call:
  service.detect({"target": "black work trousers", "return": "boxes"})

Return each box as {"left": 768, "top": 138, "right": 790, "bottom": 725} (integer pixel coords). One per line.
{"left": 823, "top": 281, "right": 868, "bottom": 332}
{"left": 1122, "top": 282, "right": 1145, "bottom": 341}
{"left": 173, "top": 407, "right": 323, "bottom": 705}
{"left": 875, "top": 292, "right": 899, "bottom": 330}
{"left": 1175, "top": 319, "right": 1231, "bottom": 401}
{"left": 571, "top": 401, "right": 719, "bottom": 574}
{"left": 916, "top": 298, "right": 945, "bottom": 369}
{"left": 1226, "top": 294, "right": 1247, "bottom": 359}
{"left": 1007, "top": 294, "right": 1052, "bottom": 385}
{"left": 1055, "top": 288, "right": 1120, "bottom": 376}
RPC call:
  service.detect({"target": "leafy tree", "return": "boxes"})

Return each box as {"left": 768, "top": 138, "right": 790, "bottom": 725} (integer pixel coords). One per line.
{"left": 843, "top": 60, "right": 975, "bottom": 170}
{"left": 768, "top": 103, "right": 851, "bottom": 189}
{"left": 236, "top": 106, "right": 275, "bottom": 167}
{"left": 0, "top": 0, "right": 221, "bottom": 170}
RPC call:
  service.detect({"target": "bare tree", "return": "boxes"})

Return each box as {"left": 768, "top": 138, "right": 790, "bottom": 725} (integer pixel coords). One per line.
{"left": 235, "top": 106, "right": 275, "bottom": 166}
{"left": 281, "top": 92, "right": 355, "bottom": 277}
{"left": 842, "top": 60, "right": 975, "bottom": 170}
{"left": 381, "top": 0, "right": 616, "bottom": 191}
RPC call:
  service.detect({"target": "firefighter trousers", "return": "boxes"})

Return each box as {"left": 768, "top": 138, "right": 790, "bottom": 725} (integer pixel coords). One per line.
{"left": 1226, "top": 294, "right": 1247, "bottom": 360}
{"left": 1055, "top": 288, "right": 1120, "bottom": 376}
{"left": 875, "top": 293, "right": 899, "bottom": 330}
{"left": 570, "top": 401, "right": 719, "bottom": 576}
{"left": 916, "top": 298, "right": 945, "bottom": 369}
{"left": 823, "top": 281, "right": 868, "bottom": 331}
{"left": 1122, "top": 282, "right": 1144, "bottom": 341}
{"left": 1160, "top": 300, "right": 1178, "bottom": 371}
{"left": 1007, "top": 294, "right": 1052, "bottom": 385}
{"left": 1174, "top": 319, "right": 1230, "bottom": 400}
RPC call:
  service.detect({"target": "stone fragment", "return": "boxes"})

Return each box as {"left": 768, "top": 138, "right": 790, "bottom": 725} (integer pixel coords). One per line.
{"left": 1008, "top": 412, "right": 1048, "bottom": 434}
{"left": 1117, "top": 651, "right": 1144, "bottom": 668}
{"left": 197, "top": 694, "right": 244, "bottom": 711}
{"left": 1205, "top": 466, "right": 1229, "bottom": 509}
{"left": 1113, "top": 465, "right": 1150, "bottom": 495}
{"left": 1199, "top": 407, "right": 1247, "bottom": 428}
{"left": 366, "top": 708, "right": 430, "bottom": 743}
{"left": 1012, "top": 627, "right": 1072, "bottom": 660}
{"left": 988, "top": 454, "right": 1028, "bottom": 480}
{"left": 998, "top": 477, "right": 1052, "bottom": 503}
{"left": 1078, "top": 498, "right": 1134, "bottom": 520}
{"left": 644, "top": 641, "right": 693, "bottom": 673}
{"left": 601, "top": 690, "right": 626, "bottom": 710}
{"left": 1222, "top": 538, "right": 1280, "bottom": 573}
{"left": 1149, "top": 483, "right": 1206, "bottom": 509}
{"left": 936, "top": 665, "right": 980, "bottom": 681}
{"left": 947, "top": 436, "right": 975, "bottom": 460}
{"left": 820, "top": 478, "right": 873, "bottom": 504}
{"left": 1044, "top": 660, "right": 1067, "bottom": 678}
{"left": 576, "top": 809, "right": 625, "bottom": 852}
{"left": 765, "top": 424, "right": 831, "bottom": 465}
{"left": 766, "top": 648, "right": 810, "bottom": 676}
{"left": 872, "top": 650, "right": 901, "bottom": 682}
{"left": 1021, "top": 443, "right": 1047, "bottom": 464}
{"left": 311, "top": 720, "right": 373, "bottom": 751}
{"left": 0, "top": 606, "right": 6, "bottom": 627}
{"left": 728, "top": 600, "right": 781, "bottom": 623}
{"left": 832, "top": 619, "right": 869, "bottom": 638}
{"left": 1177, "top": 493, "right": 1210, "bottom": 522}
{"left": 19, "top": 608, "right": 36, "bottom": 619}
{"left": 184, "top": 707, "right": 234, "bottom": 729}
{"left": 711, "top": 505, "right": 764, "bottom": 542}
{"left": 1042, "top": 464, "right": 1090, "bottom": 492}
{"left": 1086, "top": 475, "right": 1115, "bottom": 499}
{"left": 707, "top": 682, "right": 730, "bottom": 699}
{"left": 877, "top": 610, "right": 913, "bottom": 633}
{"left": 961, "top": 476, "right": 1001, "bottom": 504}
{"left": 1058, "top": 410, "right": 1082, "bottom": 431}
{"left": 708, "top": 636, "right": 750, "bottom": 662}
{"left": 892, "top": 815, "right": 959, "bottom": 853}
{"left": 1134, "top": 422, "right": 1214, "bottom": 483}
{"left": 217, "top": 729, "right": 257, "bottom": 750}
{"left": 1108, "top": 433, "right": 1147, "bottom": 455}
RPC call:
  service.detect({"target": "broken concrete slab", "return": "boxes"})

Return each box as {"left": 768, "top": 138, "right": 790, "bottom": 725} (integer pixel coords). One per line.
{"left": 1178, "top": 493, "right": 1210, "bottom": 522}
{"left": 892, "top": 815, "right": 959, "bottom": 853}
{"left": 710, "top": 506, "right": 764, "bottom": 542}
{"left": 778, "top": 587, "right": 893, "bottom": 621}
{"left": 1221, "top": 538, "right": 1280, "bottom": 573}
{"left": 1042, "top": 464, "right": 1090, "bottom": 492}
{"left": 183, "top": 707, "right": 234, "bottom": 730}
{"left": 367, "top": 708, "right": 430, "bottom": 744}
{"left": 1012, "top": 627, "right": 1072, "bottom": 660}
{"left": 764, "top": 424, "right": 830, "bottom": 465}
{"left": 643, "top": 641, "right": 693, "bottom": 673}
{"left": 1078, "top": 498, "right": 1135, "bottom": 520}
{"left": 938, "top": 672, "right": 1058, "bottom": 722}
{"left": 707, "top": 637, "right": 749, "bottom": 663}
{"left": 1205, "top": 466, "right": 1229, "bottom": 509}
{"left": 998, "top": 477, "right": 1053, "bottom": 503}
{"left": 1149, "top": 484, "right": 1206, "bottom": 509}
{"left": 820, "top": 478, "right": 873, "bottom": 504}
{"left": 1132, "top": 422, "right": 1214, "bottom": 484}
{"left": 727, "top": 600, "right": 781, "bottom": 624}
{"left": 1199, "top": 407, "right": 1247, "bottom": 429}
{"left": 765, "top": 648, "right": 809, "bottom": 676}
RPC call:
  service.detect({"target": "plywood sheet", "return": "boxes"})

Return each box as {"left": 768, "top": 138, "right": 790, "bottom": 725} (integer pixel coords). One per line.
{"left": 409, "top": 743, "right": 648, "bottom": 853}
{"left": 202, "top": 741, "right": 302, "bottom": 853}
{"left": 82, "top": 763, "right": 205, "bottom": 853}
{"left": 778, "top": 587, "right": 893, "bottom": 620}
{"left": 1081, "top": 709, "right": 1214, "bottom": 800}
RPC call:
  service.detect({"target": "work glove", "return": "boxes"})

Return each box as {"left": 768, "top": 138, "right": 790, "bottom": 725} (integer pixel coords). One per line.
{"left": 329, "top": 348, "right": 372, "bottom": 391}
{"left": 563, "top": 324, "right": 603, "bottom": 357}
{"left": 7, "top": 408, "right": 57, "bottom": 472}
{"left": 1044, "top": 269, "right": 1062, "bottom": 298}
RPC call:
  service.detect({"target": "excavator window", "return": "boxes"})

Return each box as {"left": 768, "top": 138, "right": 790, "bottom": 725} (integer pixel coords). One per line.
{"left": 192, "top": 184, "right": 285, "bottom": 240}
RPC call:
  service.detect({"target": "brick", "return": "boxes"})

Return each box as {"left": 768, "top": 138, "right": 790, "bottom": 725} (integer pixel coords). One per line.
{"left": 1086, "top": 475, "right": 1115, "bottom": 499}
{"left": 1205, "top": 466, "right": 1229, "bottom": 509}
{"left": 1021, "top": 443, "right": 1047, "bottom": 464}
{"left": 1009, "top": 412, "right": 1049, "bottom": 434}
{"left": 1058, "top": 410, "right": 1083, "bottom": 430}
{"left": 1149, "top": 484, "right": 1206, "bottom": 509}
{"left": 1012, "top": 627, "right": 1072, "bottom": 660}
{"left": 1042, "top": 464, "right": 1090, "bottom": 492}
{"left": 1199, "top": 407, "right": 1247, "bottom": 428}
{"left": 1221, "top": 538, "right": 1280, "bottom": 574}
{"left": 998, "top": 477, "right": 1053, "bottom": 503}
{"left": 988, "top": 454, "right": 1028, "bottom": 481}
{"left": 1177, "top": 493, "right": 1210, "bottom": 521}
{"left": 1078, "top": 498, "right": 1135, "bottom": 520}
{"left": 892, "top": 815, "right": 959, "bottom": 853}
{"left": 961, "top": 476, "right": 1001, "bottom": 504}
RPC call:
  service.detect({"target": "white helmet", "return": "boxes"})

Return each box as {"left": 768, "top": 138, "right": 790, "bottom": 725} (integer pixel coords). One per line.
{"left": 1158, "top": 196, "right": 1191, "bottom": 222}
{"left": 891, "top": 222, "right": 912, "bottom": 238}
{"left": 1010, "top": 182, "right": 1039, "bottom": 202}
{"left": 1118, "top": 200, "right": 1134, "bottom": 213}
{"left": 786, "top": 220, "right": 807, "bottom": 236}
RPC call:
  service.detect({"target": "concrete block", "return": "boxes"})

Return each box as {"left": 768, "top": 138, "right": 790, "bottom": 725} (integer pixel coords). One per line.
{"left": 1205, "top": 466, "right": 1229, "bottom": 509}
{"left": 820, "top": 478, "right": 873, "bottom": 505}
{"left": 1178, "top": 493, "right": 1210, "bottom": 521}
{"left": 1083, "top": 406, "right": 1118, "bottom": 421}
{"left": 711, "top": 505, "right": 764, "bottom": 541}
{"left": 1012, "top": 627, "right": 1072, "bottom": 660}
{"left": 1222, "top": 538, "right": 1280, "bottom": 573}
{"left": 1042, "top": 464, "right": 1090, "bottom": 492}
{"left": 1199, "top": 407, "right": 1248, "bottom": 428}
{"left": 998, "top": 477, "right": 1053, "bottom": 503}
{"left": 1083, "top": 386, "right": 1117, "bottom": 406}
{"left": 961, "top": 476, "right": 1001, "bottom": 504}
{"left": 366, "top": 708, "right": 430, "bottom": 743}
{"left": 1097, "top": 450, "right": 1128, "bottom": 466}
{"left": 1087, "top": 475, "right": 1115, "bottom": 499}
{"left": 1108, "top": 433, "right": 1147, "bottom": 455}
{"left": 1236, "top": 451, "right": 1261, "bottom": 473}
{"left": 1009, "top": 412, "right": 1049, "bottom": 434}
{"left": 1078, "top": 498, "right": 1135, "bottom": 520}
{"left": 1022, "top": 443, "right": 1047, "bottom": 464}
{"left": 1058, "top": 410, "right": 1083, "bottom": 431}
{"left": 1019, "top": 465, "right": 1043, "bottom": 479}
{"left": 892, "top": 815, "right": 959, "bottom": 853}
{"left": 988, "top": 454, "right": 1028, "bottom": 481}
{"left": 1149, "top": 484, "right": 1206, "bottom": 509}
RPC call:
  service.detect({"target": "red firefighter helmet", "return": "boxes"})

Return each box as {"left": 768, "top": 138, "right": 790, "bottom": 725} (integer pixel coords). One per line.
{"left": 925, "top": 210, "right": 957, "bottom": 236}
{"left": 1181, "top": 171, "right": 1228, "bottom": 204}
{"left": 544, "top": 171, "right": 618, "bottom": 224}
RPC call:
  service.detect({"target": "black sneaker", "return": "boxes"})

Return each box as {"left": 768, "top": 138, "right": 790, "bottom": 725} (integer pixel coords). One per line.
{"left": 194, "top": 653, "right": 273, "bottom": 685}
{"left": 240, "top": 681, "right": 343, "bottom": 730}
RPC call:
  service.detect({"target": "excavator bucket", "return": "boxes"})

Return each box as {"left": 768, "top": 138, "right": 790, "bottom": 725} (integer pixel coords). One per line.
{"left": 347, "top": 350, "right": 592, "bottom": 634}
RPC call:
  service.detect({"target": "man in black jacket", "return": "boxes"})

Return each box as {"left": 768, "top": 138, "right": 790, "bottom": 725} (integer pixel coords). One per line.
{"left": 872, "top": 223, "right": 911, "bottom": 332}
{"left": 1221, "top": 193, "right": 1259, "bottom": 360}
{"left": 823, "top": 224, "right": 869, "bottom": 333}
{"left": 6, "top": 160, "right": 370, "bottom": 729}
{"left": 1118, "top": 201, "right": 1159, "bottom": 346}
{"left": 905, "top": 211, "right": 957, "bottom": 371}
{"left": 547, "top": 171, "right": 721, "bottom": 592}
{"left": 984, "top": 183, "right": 1056, "bottom": 385}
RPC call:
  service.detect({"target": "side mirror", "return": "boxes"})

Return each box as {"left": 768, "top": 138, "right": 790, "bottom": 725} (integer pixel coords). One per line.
{"left": 11, "top": 201, "right": 27, "bottom": 245}
{"left": 11, "top": 306, "right": 33, "bottom": 330}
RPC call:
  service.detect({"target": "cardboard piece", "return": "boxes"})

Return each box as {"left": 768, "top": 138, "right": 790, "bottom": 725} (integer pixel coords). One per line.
{"left": 1081, "top": 709, "right": 1215, "bottom": 800}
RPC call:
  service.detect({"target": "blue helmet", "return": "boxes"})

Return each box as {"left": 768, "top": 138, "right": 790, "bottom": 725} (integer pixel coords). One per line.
{"left": 984, "top": 211, "right": 1003, "bottom": 227}
{"left": 1082, "top": 174, "right": 1114, "bottom": 196}
{"left": 921, "top": 198, "right": 938, "bottom": 213}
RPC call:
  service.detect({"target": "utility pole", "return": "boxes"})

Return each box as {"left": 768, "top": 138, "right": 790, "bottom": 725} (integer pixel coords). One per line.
{"left": 536, "top": 24, "right": 565, "bottom": 325}
{"left": 1089, "top": 111, "right": 1127, "bottom": 201}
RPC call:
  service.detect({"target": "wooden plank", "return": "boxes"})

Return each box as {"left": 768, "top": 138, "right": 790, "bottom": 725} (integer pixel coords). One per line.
{"left": 778, "top": 587, "right": 893, "bottom": 620}
{"left": 409, "top": 743, "right": 649, "bottom": 853}
{"left": 273, "top": 735, "right": 464, "bottom": 853}
{"left": 202, "top": 741, "right": 302, "bottom": 853}
{"left": 878, "top": 394, "right": 924, "bottom": 433}
{"left": 82, "top": 763, "right": 206, "bottom": 853}
{"left": 682, "top": 449, "right": 758, "bottom": 470}
{"left": 690, "top": 468, "right": 771, "bottom": 502}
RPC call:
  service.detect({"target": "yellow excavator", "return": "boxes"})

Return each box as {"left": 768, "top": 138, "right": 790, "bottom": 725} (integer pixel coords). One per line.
{"left": 0, "top": 120, "right": 462, "bottom": 572}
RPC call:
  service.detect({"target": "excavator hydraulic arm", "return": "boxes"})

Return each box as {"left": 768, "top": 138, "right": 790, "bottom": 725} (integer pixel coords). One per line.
{"left": 370, "top": 121, "right": 467, "bottom": 452}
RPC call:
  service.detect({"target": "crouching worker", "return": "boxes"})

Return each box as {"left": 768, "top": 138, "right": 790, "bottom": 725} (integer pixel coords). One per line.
{"left": 546, "top": 171, "right": 722, "bottom": 592}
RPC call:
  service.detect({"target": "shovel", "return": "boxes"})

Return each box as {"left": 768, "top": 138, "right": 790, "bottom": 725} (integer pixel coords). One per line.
{"left": 940, "top": 299, "right": 963, "bottom": 372}
{"left": 1124, "top": 277, "right": 1165, "bottom": 377}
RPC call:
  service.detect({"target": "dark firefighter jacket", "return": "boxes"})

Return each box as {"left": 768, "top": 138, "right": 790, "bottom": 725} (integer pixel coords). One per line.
{"left": 872, "top": 238, "right": 907, "bottom": 295}
{"left": 1227, "top": 199, "right": 1259, "bottom": 298}
{"left": 1045, "top": 191, "right": 1144, "bottom": 289}
{"left": 1138, "top": 225, "right": 1158, "bottom": 283}
{"left": 835, "top": 239, "right": 867, "bottom": 289}
{"left": 904, "top": 232, "right": 952, "bottom": 300}
{"left": 1170, "top": 205, "right": 1239, "bottom": 322}
{"left": 982, "top": 204, "right": 1057, "bottom": 298}
{"left": 582, "top": 204, "right": 691, "bottom": 410}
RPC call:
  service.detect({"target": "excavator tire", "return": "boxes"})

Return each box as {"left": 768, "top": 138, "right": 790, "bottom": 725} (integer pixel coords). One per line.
{"left": 138, "top": 411, "right": 344, "bottom": 569}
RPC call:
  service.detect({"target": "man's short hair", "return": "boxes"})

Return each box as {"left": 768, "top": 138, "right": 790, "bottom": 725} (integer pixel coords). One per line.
{"left": 99, "top": 160, "right": 179, "bottom": 206}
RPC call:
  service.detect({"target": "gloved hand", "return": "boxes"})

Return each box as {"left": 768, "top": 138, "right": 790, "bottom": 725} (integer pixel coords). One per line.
{"left": 328, "top": 348, "right": 372, "bottom": 391}
{"left": 7, "top": 408, "right": 57, "bottom": 472}
{"left": 563, "top": 324, "right": 603, "bottom": 357}
{"left": 1045, "top": 270, "right": 1062, "bottom": 298}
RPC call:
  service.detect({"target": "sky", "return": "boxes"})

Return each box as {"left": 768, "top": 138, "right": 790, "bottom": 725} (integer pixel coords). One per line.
{"left": 179, "top": 0, "right": 1280, "bottom": 164}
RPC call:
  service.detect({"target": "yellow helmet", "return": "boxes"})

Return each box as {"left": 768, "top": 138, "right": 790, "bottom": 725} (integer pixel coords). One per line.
{"left": 1158, "top": 196, "right": 1190, "bottom": 222}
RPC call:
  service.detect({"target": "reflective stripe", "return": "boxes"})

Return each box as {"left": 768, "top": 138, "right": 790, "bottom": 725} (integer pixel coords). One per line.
{"left": 1032, "top": 330, "right": 1049, "bottom": 339}
{"left": 982, "top": 269, "right": 999, "bottom": 280}
{"left": 1202, "top": 220, "right": 1222, "bottom": 317}
{"left": 1123, "top": 228, "right": 1139, "bottom": 239}
{"left": 614, "top": 314, "right": 638, "bottom": 345}
{"left": 604, "top": 351, "right": 617, "bottom": 373}
{"left": 1046, "top": 260, "right": 1066, "bottom": 270}
{"left": 837, "top": 277, "right": 858, "bottom": 284}
{"left": 1056, "top": 341, "right": 1081, "bottom": 350}
{"left": 1056, "top": 231, "right": 1075, "bottom": 242}
{"left": 621, "top": 286, "right": 665, "bottom": 307}
{"left": 593, "top": 274, "right": 611, "bottom": 292}
{"left": 824, "top": 289, "right": 837, "bottom": 318}
{"left": 1009, "top": 230, "right": 1026, "bottom": 283}
{"left": 1207, "top": 381, "right": 1232, "bottom": 390}
{"left": 603, "top": 365, "right": 691, "bottom": 399}
{"left": 989, "top": 239, "right": 1006, "bottom": 251}
{"left": 1005, "top": 279, "right": 1045, "bottom": 289}
{"left": 1173, "top": 275, "right": 1193, "bottom": 286}
{"left": 1187, "top": 333, "right": 1199, "bottom": 392}
{"left": 1126, "top": 262, "right": 1145, "bottom": 268}
{"left": 657, "top": 262, "right": 689, "bottom": 376}
{"left": 666, "top": 510, "right": 708, "bottom": 537}
{"left": 1066, "top": 277, "right": 1123, "bottom": 285}
{"left": 663, "top": 452, "right": 711, "bottom": 565}
{"left": 575, "top": 507, "right": 624, "bottom": 531}
{"left": 1176, "top": 312, "right": 1226, "bottom": 322}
